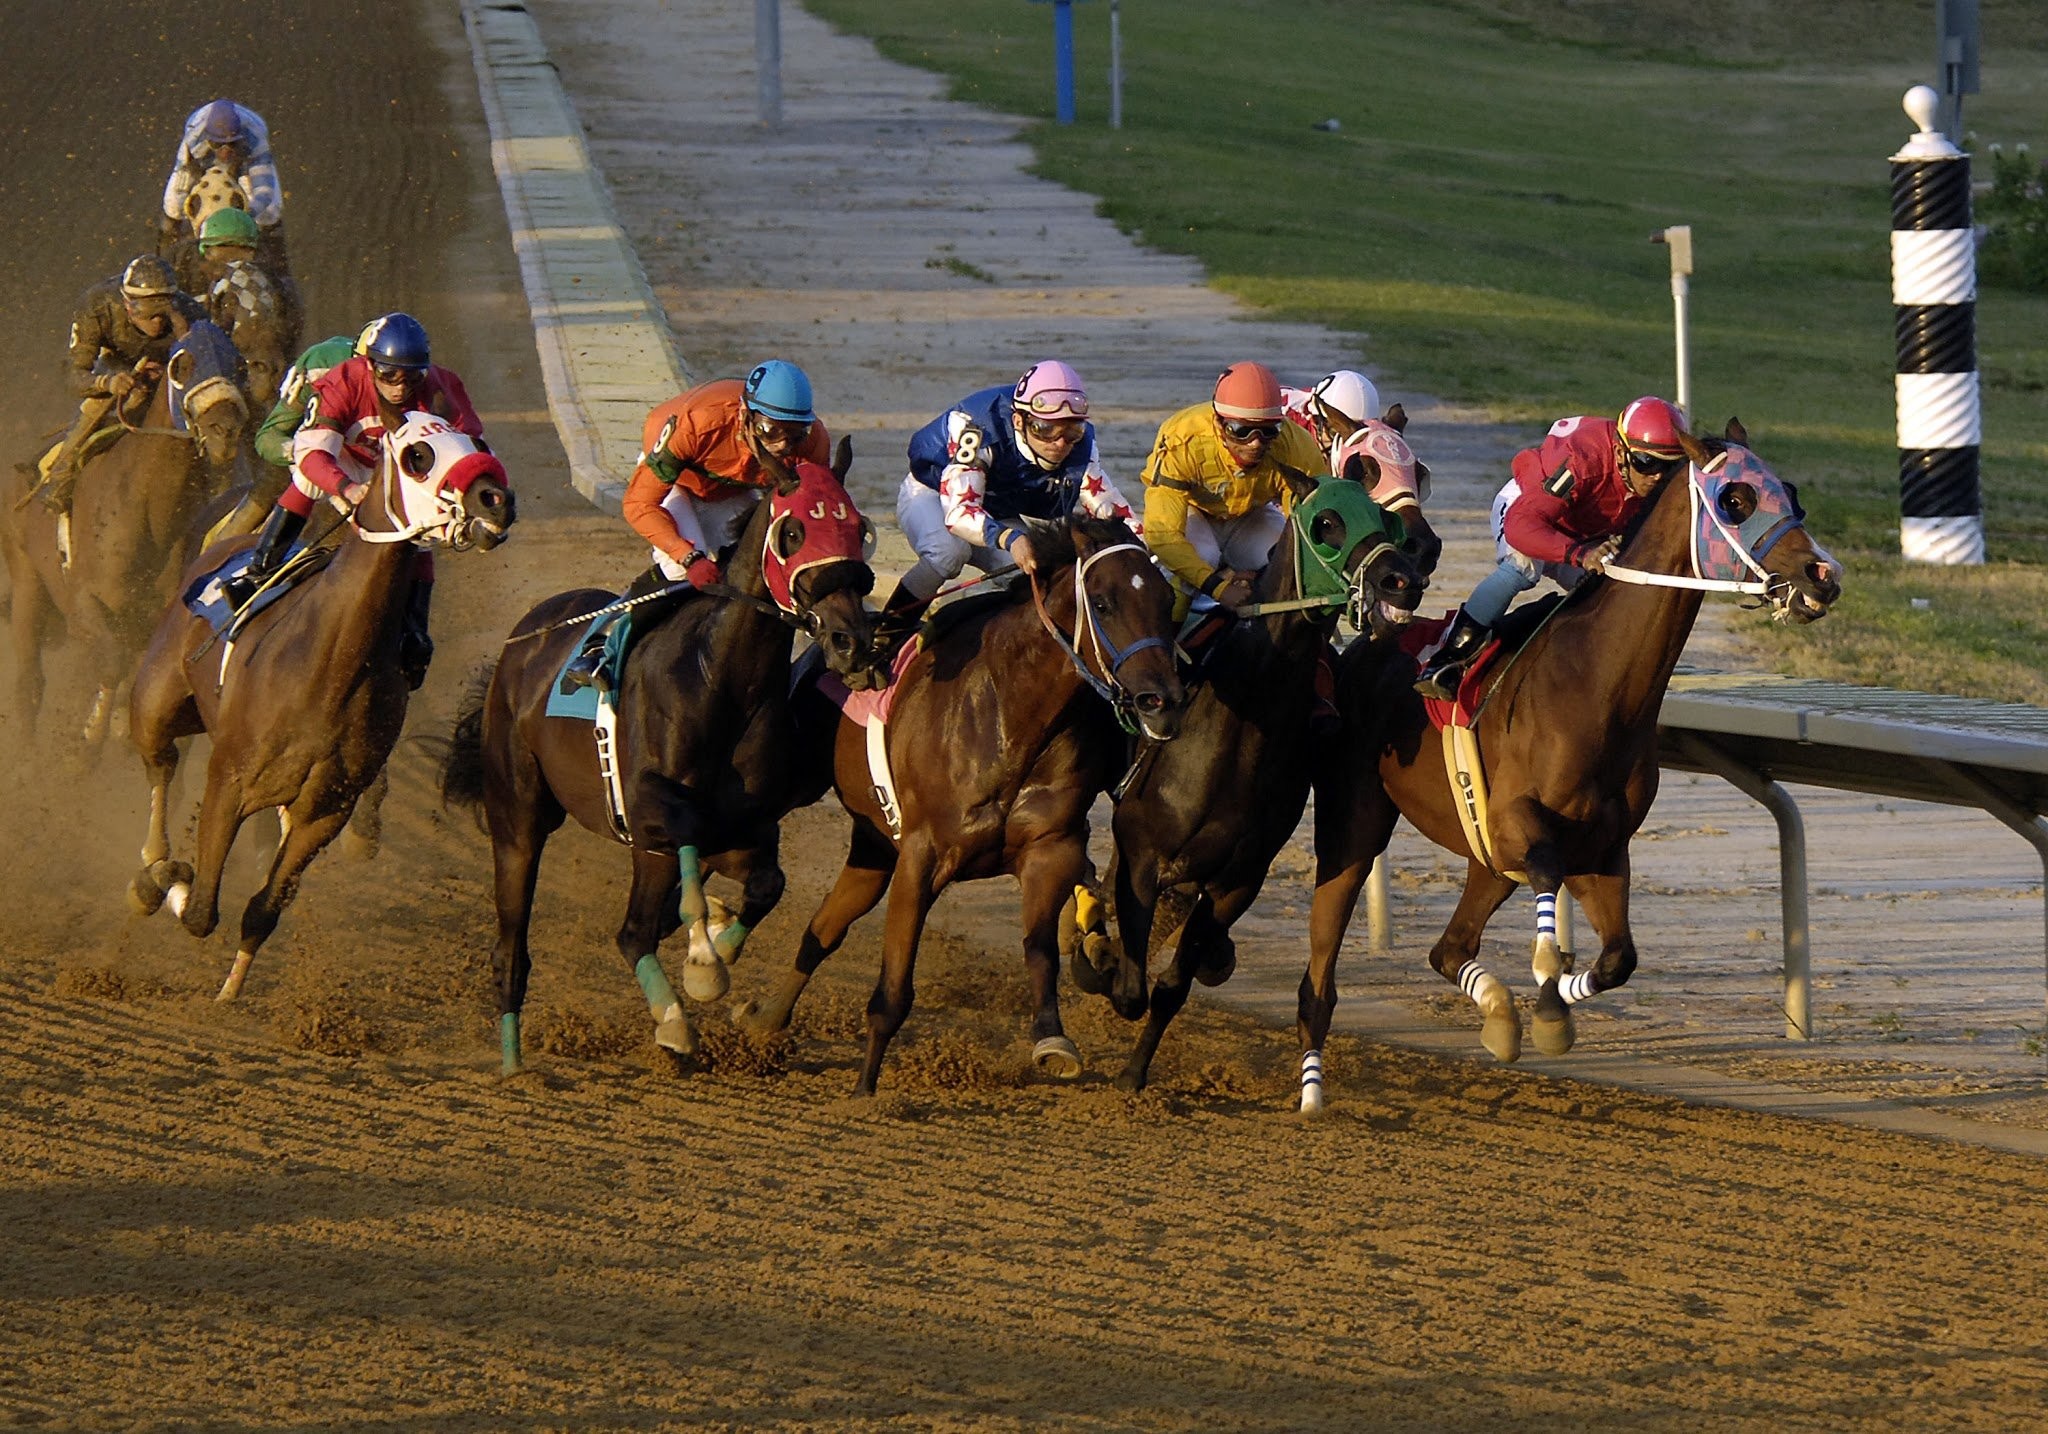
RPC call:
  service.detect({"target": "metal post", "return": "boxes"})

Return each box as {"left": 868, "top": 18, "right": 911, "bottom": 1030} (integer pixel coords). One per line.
{"left": 755, "top": 0, "right": 782, "bottom": 130}
{"left": 1924, "top": 760, "right": 2048, "bottom": 1026}
{"left": 1673, "top": 737, "right": 1812, "bottom": 1040}
{"left": 1555, "top": 891, "right": 1576, "bottom": 961}
{"left": 1936, "top": 0, "right": 1981, "bottom": 143}
{"left": 1108, "top": 0, "right": 1123, "bottom": 130}
{"left": 1053, "top": 0, "right": 1076, "bottom": 124}
{"left": 1651, "top": 226, "right": 1693, "bottom": 417}
{"left": 1366, "top": 854, "right": 1391, "bottom": 953}
{"left": 1893, "top": 84, "right": 1982, "bottom": 564}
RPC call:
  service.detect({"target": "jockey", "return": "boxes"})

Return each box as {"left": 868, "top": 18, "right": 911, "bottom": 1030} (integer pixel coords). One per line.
{"left": 882, "top": 359, "right": 1137, "bottom": 629}
{"left": 33, "top": 254, "right": 206, "bottom": 515}
{"left": 158, "top": 100, "right": 285, "bottom": 262}
{"left": 224, "top": 313, "right": 483, "bottom": 689}
{"left": 1139, "top": 361, "right": 1325, "bottom": 614}
{"left": 1413, "top": 396, "right": 1692, "bottom": 700}
{"left": 1283, "top": 367, "right": 1427, "bottom": 528}
{"left": 559, "top": 359, "right": 832, "bottom": 691}
{"left": 188, "top": 207, "right": 290, "bottom": 402}
{"left": 201, "top": 331, "right": 359, "bottom": 540}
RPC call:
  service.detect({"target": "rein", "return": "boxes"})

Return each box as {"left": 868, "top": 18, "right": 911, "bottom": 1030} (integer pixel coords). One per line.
{"left": 1027, "top": 540, "right": 1168, "bottom": 735}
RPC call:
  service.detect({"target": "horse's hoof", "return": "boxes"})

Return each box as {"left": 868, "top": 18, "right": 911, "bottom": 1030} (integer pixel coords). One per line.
{"left": 128, "top": 869, "right": 166, "bottom": 917}
{"left": 1480, "top": 1008, "right": 1523, "bottom": 1064}
{"left": 1531, "top": 933, "right": 1564, "bottom": 985}
{"left": 338, "top": 827, "right": 380, "bottom": 863}
{"left": 1069, "top": 942, "right": 1111, "bottom": 997}
{"left": 1113, "top": 1067, "right": 1146, "bottom": 1094}
{"left": 165, "top": 882, "right": 193, "bottom": 922}
{"left": 654, "top": 1010, "right": 700, "bottom": 1056}
{"left": 1031, "top": 1035, "right": 1083, "bottom": 1081}
{"left": 1192, "top": 944, "right": 1236, "bottom": 988}
{"left": 681, "top": 957, "right": 729, "bottom": 1003}
{"left": 1531, "top": 979, "right": 1576, "bottom": 1057}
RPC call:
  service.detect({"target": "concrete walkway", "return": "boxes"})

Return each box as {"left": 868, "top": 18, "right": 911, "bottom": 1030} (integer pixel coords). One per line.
{"left": 463, "top": 0, "right": 2048, "bottom": 1149}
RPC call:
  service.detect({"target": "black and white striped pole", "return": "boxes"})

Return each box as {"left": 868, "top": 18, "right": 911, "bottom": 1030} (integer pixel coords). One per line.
{"left": 1892, "top": 83, "right": 1982, "bottom": 565}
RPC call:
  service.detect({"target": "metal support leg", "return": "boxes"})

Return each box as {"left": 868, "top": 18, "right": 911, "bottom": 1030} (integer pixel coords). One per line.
{"left": 1367, "top": 854, "right": 1391, "bottom": 953}
{"left": 1555, "top": 891, "right": 1576, "bottom": 959}
{"left": 1923, "top": 759, "right": 2048, "bottom": 1026}
{"left": 1673, "top": 735, "right": 1811, "bottom": 1040}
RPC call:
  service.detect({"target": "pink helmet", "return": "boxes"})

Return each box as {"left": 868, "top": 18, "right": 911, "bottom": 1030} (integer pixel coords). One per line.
{"left": 1617, "top": 396, "right": 1689, "bottom": 460}
{"left": 1013, "top": 360, "right": 1089, "bottom": 420}
{"left": 1212, "top": 362, "right": 1285, "bottom": 422}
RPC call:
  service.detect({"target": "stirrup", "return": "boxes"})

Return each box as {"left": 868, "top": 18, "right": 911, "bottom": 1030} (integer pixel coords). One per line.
{"left": 559, "top": 645, "right": 607, "bottom": 695}
{"left": 1413, "top": 663, "right": 1462, "bottom": 701}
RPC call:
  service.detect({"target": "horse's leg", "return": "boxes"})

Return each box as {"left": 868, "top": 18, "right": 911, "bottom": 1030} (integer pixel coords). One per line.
{"left": 702, "top": 835, "right": 785, "bottom": 966}
{"left": 218, "top": 800, "right": 352, "bottom": 1001}
{"left": 7, "top": 563, "right": 47, "bottom": 735}
{"left": 486, "top": 781, "right": 563, "bottom": 1077}
{"left": 126, "top": 651, "right": 199, "bottom": 916}
{"left": 1300, "top": 782, "right": 1399, "bottom": 1115}
{"left": 179, "top": 748, "right": 254, "bottom": 941}
{"left": 736, "top": 820, "right": 894, "bottom": 1038}
{"left": 620, "top": 846, "right": 695, "bottom": 1057}
{"left": 1103, "top": 842, "right": 1158, "bottom": 1021}
{"left": 1016, "top": 836, "right": 1088, "bottom": 1081}
{"left": 1499, "top": 798, "right": 1578, "bottom": 1057}
{"left": 675, "top": 845, "right": 731, "bottom": 1002}
{"left": 1429, "top": 861, "right": 1523, "bottom": 1063}
{"left": 340, "top": 767, "right": 389, "bottom": 862}
{"left": 1113, "top": 891, "right": 1203, "bottom": 1094}
{"left": 856, "top": 844, "right": 937, "bottom": 1098}
{"left": 1556, "top": 861, "right": 1638, "bottom": 1030}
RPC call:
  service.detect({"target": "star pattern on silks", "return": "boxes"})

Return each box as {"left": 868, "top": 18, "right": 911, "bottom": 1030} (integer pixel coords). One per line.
{"left": 1081, "top": 473, "right": 1107, "bottom": 501}
{"left": 958, "top": 494, "right": 985, "bottom": 520}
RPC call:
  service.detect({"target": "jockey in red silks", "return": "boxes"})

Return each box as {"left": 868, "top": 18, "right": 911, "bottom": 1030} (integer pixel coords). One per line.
{"left": 1413, "top": 396, "right": 1691, "bottom": 700}
{"left": 559, "top": 359, "right": 832, "bottom": 690}
{"left": 223, "top": 312, "right": 484, "bottom": 690}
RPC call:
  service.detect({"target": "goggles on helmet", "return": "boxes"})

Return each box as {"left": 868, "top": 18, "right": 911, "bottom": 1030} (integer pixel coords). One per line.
{"left": 1220, "top": 418, "right": 1281, "bottom": 444}
{"left": 752, "top": 414, "right": 814, "bottom": 450}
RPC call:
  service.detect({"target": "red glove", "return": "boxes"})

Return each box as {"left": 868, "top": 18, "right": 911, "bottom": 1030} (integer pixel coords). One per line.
{"left": 683, "top": 550, "right": 721, "bottom": 589}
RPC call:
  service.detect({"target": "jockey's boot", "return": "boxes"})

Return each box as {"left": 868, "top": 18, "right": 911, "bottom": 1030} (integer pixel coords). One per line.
{"left": 398, "top": 580, "right": 434, "bottom": 691}
{"left": 1413, "top": 608, "right": 1491, "bottom": 702}
{"left": 873, "top": 577, "right": 933, "bottom": 661}
{"left": 1312, "top": 641, "right": 1342, "bottom": 735}
{"left": 221, "top": 504, "right": 307, "bottom": 609}
{"left": 561, "top": 566, "right": 676, "bottom": 694}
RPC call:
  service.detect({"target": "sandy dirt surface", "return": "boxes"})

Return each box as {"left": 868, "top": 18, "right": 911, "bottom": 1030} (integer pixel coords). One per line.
{"left": 3, "top": 2, "right": 2048, "bottom": 1429}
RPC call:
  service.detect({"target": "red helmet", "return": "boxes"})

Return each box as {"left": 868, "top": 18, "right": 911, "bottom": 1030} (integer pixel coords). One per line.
{"left": 1617, "top": 396, "right": 1689, "bottom": 459}
{"left": 1212, "top": 362, "right": 1284, "bottom": 422}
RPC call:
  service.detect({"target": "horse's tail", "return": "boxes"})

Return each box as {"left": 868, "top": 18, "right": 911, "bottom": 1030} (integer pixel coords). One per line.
{"left": 439, "top": 661, "right": 497, "bottom": 827}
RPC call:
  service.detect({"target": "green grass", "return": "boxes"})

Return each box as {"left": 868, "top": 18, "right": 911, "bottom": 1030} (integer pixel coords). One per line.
{"left": 807, "top": 0, "right": 2048, "bottom": 699}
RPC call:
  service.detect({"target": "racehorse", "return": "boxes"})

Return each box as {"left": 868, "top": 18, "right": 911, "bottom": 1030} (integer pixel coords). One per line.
{"left": 735, "top": 513, "right": 1186, "bottom": 1097}
{"left": 3, "top": 321, "right": 249, "bottom": 740}
{"left": 1297, "top": 421, "right": 1841, "bottom": 1111}
{"left": 125, "top": 412, "right": 514, "bottom": 1000}
{"left": 1351, "top": 403, "right": 1444, "bottom": 578}
{"left": 441, "top": 445, "right": 883, "bottom": 1073}
{"left": 1075, "top": 471, "right": 1425, "bottom": 1093}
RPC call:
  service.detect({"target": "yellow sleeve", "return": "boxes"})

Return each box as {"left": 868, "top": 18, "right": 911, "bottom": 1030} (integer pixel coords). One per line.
{"left": 1138, "top": 479, "right": 1211, "bottom": 593}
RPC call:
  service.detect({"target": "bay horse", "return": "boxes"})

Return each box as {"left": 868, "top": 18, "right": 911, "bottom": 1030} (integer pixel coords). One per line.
{"left": 125, "top": 412, "right": 515, "bottom": 1000}
{"left": 3, "top": 321, "right": 249, "bottom": 740}
{"left": 441, "top": 445, "right": 883, "bottom": 1074}
{"left": 1078, "top": 470, "right": 1426, "bottom": 1093}
{"left": 1298, "top": 421, "right": 1841, "bottom": 1111}
{"left": 735, "top": 513, "right": 1186, "bottom": 1097}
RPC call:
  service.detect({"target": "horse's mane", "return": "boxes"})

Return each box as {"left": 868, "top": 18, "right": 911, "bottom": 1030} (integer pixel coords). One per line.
{"left": 1018, "top": 512, "right": 1137, "bottom": 578}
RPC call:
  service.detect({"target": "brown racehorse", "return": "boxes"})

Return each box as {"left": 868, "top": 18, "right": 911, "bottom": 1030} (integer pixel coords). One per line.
{"left": 1298, "top": 422, "right": 1841, "bottom": 1112}
{"left": 3, "top": 322, "right": 248, "bottom": 741}
{"left": 736, "top": 514, "right": 1186, "bottom": 1096}
{"left": 441, "top": 446, "right": 883, "bottom": 1074}
{"left": 1079, "top": 472, "right": 1426, "bottom": 1093}
{"left": 125, "top": 412, "right": 514, "bottom": 1000}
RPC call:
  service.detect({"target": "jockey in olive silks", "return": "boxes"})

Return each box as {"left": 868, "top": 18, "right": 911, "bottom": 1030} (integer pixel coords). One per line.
{"left": 32, "top": 254, "right": 207, "bottom": 516}
{"left": 223, "top": 313, "right": 484, "bottom": 690}
{"left": 881, "top": 359, "right": 1138, "bottom": 631}
{"left": 1413, "top": 396, "right": 1692, "bottom": 700}
{"left": 559, "top": 359, "right": 832, "bottom": 690}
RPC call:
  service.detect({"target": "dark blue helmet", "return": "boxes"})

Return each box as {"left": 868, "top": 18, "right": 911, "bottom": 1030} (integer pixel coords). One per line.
{"left": 200, "top": 100, "right": 246, "bottom": 146}
{"left": 358, "top": 313, "right": 431, "bottom": 371}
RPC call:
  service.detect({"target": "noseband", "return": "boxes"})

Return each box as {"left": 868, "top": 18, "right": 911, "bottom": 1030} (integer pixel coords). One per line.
{"left": 1029, "top": 540, "right": 1169, "bottom": 735}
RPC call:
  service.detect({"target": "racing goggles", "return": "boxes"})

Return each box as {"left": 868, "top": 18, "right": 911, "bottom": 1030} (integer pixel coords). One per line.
{"left": 1625, "top": 445, "right": 1684, "bottom": 475}
{"left": 1023, "top": 416, "right": 1086, "bottom": 445}
{"left": 372, "top": 362, "right": 425, "bottom": 386}
{"left": 123, "top": 294, "right": 174, "bottom": 321}
{"left": 752, "top": 415, "right": 814, "bottom": 450}
{"left": 1219, "top": 418, "right": 1282, "bottom": 443}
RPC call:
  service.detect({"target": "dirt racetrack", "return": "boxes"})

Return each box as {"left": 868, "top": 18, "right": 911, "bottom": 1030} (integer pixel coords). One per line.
{"left": 5, "top": 3, "right": 2048, "bottom": 1430}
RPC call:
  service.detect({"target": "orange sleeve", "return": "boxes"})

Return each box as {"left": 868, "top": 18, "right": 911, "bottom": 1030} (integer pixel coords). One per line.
{"left": 621, "top": 463, "right": 695, "bottom": 563}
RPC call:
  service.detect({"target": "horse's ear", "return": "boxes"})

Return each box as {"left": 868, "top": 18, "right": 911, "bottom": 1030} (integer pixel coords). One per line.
{"left": 1340, "top": 451, "right": 1380, "bottom": 486}
{"left": 1380, "top": 402, "right": 1408, "bottom": 433}
{"left": 832, "top": 434, "right": 853, "bottom": 481}
{"left": 1274, "top": 460, "right": 1319, "bottom": 506}
{"left": 1723, "top": 415, "right": 1748, "bottom": 446}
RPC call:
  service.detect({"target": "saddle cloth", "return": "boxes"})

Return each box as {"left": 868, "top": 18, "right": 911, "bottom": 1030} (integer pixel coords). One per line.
{"left": 544, "top": 610, "right": 637, "bottom": 723}
{"left": 182, "top": 540, "right": 325, "bottom": 636}
{"left": 1398, "top": 612, "right": 1508, "bottom": 732}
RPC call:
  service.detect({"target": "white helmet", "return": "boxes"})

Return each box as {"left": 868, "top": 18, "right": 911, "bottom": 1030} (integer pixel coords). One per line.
{"left": 1308, "top": 369, "right": 1382, "bottom": 431}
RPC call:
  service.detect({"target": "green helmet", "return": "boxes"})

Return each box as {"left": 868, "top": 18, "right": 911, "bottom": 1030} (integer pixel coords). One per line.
{"left": 198, "top": 207, "right": 260, "bottom": 250}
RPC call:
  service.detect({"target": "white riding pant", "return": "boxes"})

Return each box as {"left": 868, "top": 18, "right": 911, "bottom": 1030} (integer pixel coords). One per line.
{"left": 1468, "top": 478, "right": 1586, "bottom": 626}
{"left": 896, "top": 473, "right": 1017, "bottom": 599}
{"left": 1182, "top": 503, "right": 1288, "bottom": 588}
{"left": 653, "top": 487, "right": 760, "bottom": 581}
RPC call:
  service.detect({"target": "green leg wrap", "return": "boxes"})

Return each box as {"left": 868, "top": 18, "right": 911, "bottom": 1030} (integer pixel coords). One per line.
{"left": 713, "top": 918, "right": 752, "bottom": 962}
{"left": 499, "top": 1012, "right": 521, "bottom": 1076}
{"left": 634, "top": 953, "right": 681, "bottom": 1016}
{"left": 678, "top": 845, "right": 707, "bottom": 925}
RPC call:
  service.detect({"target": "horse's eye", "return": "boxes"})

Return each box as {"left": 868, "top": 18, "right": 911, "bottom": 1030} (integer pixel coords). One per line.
{"left": 1090, "top": 594, "right": 1110, "bottom": 616}
{"left": 401, "top": 442, "right": 435, "bottom": 477}
{"left": 1716, "top": 484, "right": 1757, "bottom": 522}
{"left": 1313, "top": 511, "right": 1346, "bottom": 548}
{"left": 779, "top": 519, "right": 806, "bottom": 558}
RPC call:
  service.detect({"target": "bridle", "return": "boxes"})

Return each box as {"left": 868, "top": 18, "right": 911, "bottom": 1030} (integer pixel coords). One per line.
{"left": 1028, "top": 539, "right": 1170, "bottom": 734}
{"left": 1599, "top": 457, "right": 1806, "bottom": 615}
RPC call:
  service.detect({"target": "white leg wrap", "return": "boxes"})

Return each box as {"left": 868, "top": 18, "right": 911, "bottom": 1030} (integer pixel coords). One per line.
{"left": 1299, "top": 1049, "right": 1325, "bottom": 1115}
{"left": 1457, "top": 961, "right": 1512, "bottom": 1014}
{"left": 1560, "top": 970, "right": 1599, "bottom": 1005}
{"left": 1534, "top": 890, "right": 1557, "bottom": 941}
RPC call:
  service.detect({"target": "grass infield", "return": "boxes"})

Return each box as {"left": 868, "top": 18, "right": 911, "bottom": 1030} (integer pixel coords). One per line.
{"left": 807, "top": 0, "right": 2048, "bottom": 701}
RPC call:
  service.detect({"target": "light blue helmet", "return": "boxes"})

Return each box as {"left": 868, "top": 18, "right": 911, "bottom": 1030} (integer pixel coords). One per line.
{"left": 743, "top": 359, "right": 815, "bottom": 424}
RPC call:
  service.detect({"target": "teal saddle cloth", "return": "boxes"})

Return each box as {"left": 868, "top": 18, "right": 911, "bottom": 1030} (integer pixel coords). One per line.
{"left": 543, "top": 611, "right": 635, "bottom": 722}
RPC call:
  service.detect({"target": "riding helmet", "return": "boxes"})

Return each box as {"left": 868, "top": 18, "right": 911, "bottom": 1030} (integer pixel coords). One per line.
{"left": 119, "top": 254, "right": 180, "bottom": 298}
{"left": 1212, "top": 362, "right": 1284, "bottom": 422}
{"left": 197, "top": 207, "right": 261, "bottom": 251}
{"left": 1618, "top": 396, "right": 1690, "bottom": 460}
{"left": 1309, "top": 369, "right": 1381, "bottom": 431}
{"left": 1013, "top": 359, "right": 1089, "bottom": 419}
{"left": 359, "top": 313, "right": 432, "bottom": 371}
{"left": 743, "top": 359, "right": 816, "bottom": 424}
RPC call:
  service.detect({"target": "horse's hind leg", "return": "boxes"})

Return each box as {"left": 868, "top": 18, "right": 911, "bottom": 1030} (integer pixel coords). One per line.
{"left": 699, "top": 834, "right": 784, "bottom": 970}
{"left": 1017, "top": 836, "right": 1088, "bottom": 1081}
{"left": 220, "top": 801, "right": 352, "bottom": 1001}
{"left": 1430, "top": 860, "right": 1523, "bottom": 1063}
{"left": 1552, "top": 864, "right": 1637, "bottom": 1045}
{"left": 856, "top": 845, "right": 937, "bottom": 1098}
{"left": 486, "top": 786, "right": 562, "bottom": 1076}
{"left": 737, "top": 819, "right": 894, "bottom": 1038}
{"left": 1301, "top": 781, "right": 1399, "bottom": 1114}
{"left": 340, "top": 768, "right": 389, "bottom": 862}
{"left": 620, "top": 846, "right": 695, "bottom": 1058}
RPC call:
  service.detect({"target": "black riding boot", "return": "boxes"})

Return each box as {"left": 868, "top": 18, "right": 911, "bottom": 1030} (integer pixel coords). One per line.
{"left": 398, "top": 579, "right": 434, "bottom": 691}
{"left": 1413, "top": 608, "right": 1492, "bottom": 702}
{"left": 560, "top": 565, "right": 681, "bottom": 693}
{"left": 874, "top": 576, "right": 934, "bottom": 659}
{"left": 221, "top": 504, "right": 307, "bottom": 608}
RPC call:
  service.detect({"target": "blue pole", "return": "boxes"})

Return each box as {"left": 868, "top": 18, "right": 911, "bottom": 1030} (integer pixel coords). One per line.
{"left": 1054, "top": 0, "right": 1076, "bottom": 124}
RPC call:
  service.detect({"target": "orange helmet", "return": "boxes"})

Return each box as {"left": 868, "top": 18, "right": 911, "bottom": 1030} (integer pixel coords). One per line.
{"left": 1617, "top": 396, "right": 1689, "bottom": 460}
{"left": 1212, "top": 362, "right": 1284, "bottom": 422}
